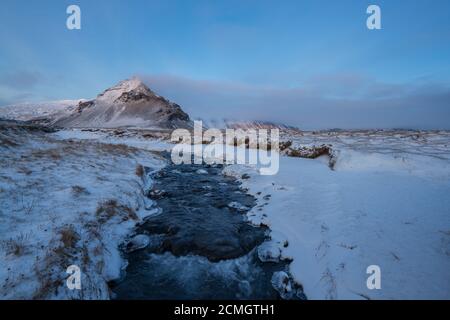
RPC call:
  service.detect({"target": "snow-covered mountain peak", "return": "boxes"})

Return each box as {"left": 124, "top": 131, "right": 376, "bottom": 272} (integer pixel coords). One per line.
{"left": 53, "top": 77, "right": 191, "bottom": 129}
{"left": 96, "top": 77, "right": 157, "bottom": 104}
{"left": 0, "top": 77, "right": 191, "bottom": 129}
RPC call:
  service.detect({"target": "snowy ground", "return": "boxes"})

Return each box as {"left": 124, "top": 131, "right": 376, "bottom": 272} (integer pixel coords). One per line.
{"left": 0, "top": 123, "right": 164, "bottom": 299}
{"left": 1, "top": 125, "right": 449, "bottom": 300}
{"left": 224, "top": 130, "right": 450, "bottom": 300}
{"left": 0, "top": 101, "right": 81, "bottom": 124}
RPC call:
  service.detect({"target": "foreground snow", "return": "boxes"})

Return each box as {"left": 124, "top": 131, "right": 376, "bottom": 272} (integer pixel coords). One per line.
{"left": 1, "top": 125, "right": 449, "bottom": 300}
{"left": 0, "top": 123, "right": 164, "bottom": 299}
{"left": 224, "top": 132, "right": 450, "bottom": 300}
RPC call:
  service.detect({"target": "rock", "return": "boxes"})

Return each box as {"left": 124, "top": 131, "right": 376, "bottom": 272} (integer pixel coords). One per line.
{"left": 271, "top": 271, "right": 306, "bottom": 300}
{"left": 283, "top": 144, "right": 332, "bottom": 159}
{"left": 148, "top": 188, "right": 167, "bottom": 199}
{"left": 271, "top": 271, "right": 292, "bottom": 299}
{"left": 227, "top": 201, "right": 250, "bottom": 212}
{"left": 126, "top": 234, "right": 150, "bottom": 252}
{"left": 257, "top": 241, "right": 282, "bottom": 262}
{"left": 241, "top": 173, "right": 251, "bottom": 180}
{"left": 237, "top": 280, "right": 252, "bottom": 298}
{"left": 279, "top": 140, "right": 293, "bottom": 151}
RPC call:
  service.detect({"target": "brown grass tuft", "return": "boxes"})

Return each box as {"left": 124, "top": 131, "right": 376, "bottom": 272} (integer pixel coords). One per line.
{"left": 59, "top": 226, "right": 79, "bottom": 249}
{"left": 96, "top": 199, "right": 138, "bottom": 223}
{"left": 71, "top": 185, "right": 89, "bottom": 196}
{"left": 1, "top": 233, "right": 29, "bottom": 256}
{"left": 135, "top": 164, "right": 144, "bottom": 177}
{"left": 31, "top": 148, "right": 62, "bottom": 160}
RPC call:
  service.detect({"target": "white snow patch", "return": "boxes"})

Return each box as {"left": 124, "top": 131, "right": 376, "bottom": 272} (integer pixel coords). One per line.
{"left": 225, "top": 132, "right": 450, "bottom": 300}
{"left": 0, "top": 124, "right": 165, "bottom": 299}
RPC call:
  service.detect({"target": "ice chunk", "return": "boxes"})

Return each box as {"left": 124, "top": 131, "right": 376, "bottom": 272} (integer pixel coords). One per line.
{"left": 228, "top": 201, "right": 250, "bottom": 211}
{"left": 257, "top": 241, "right": 282, "bottom": 262}
{"left": 126, "top": 234, "right": 150, "bottom": 252}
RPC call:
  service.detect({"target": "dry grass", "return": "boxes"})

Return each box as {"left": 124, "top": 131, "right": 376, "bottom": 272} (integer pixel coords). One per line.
{"left": 32, "top": 276, "right": 62, "bottom": 300}
{"left": 0, "top": 133, "right": 19, "bottom": 147}
{"left": 59, "top": 226, "right": 79, "bottom": 249}
{"left": 17, "top": 166, "right": 32, "bottom": 175}
{"left": 135, "top": 164, "right": 144, "bottom": 177}
{"left": 19, "top": 193, "right": 36, "bottom": 215}
{"left": 1, "top": 233, "right": 29, "bottom": 256}
{"left": 33, "top": 244, "right": 66, "bottom": 300}
{"left": 96, "top": 199, "right": 138, "bottom": 223}
{"left": 71, "top": 185, "right": 89, "bottom": 196}
{"left": 30, "top": 148, "right": 62, "bottom": 160}
{"left": 26, "top": 140, "right": 142, "bottom": 164}
{"left": 82, "top": 244, "right": 91, "bottom": 266}
{"left": 32, "top": 226, "right": 81, "bottom": 298}
{"left": 97, "top": 143, "right": 138, "bottom": 156}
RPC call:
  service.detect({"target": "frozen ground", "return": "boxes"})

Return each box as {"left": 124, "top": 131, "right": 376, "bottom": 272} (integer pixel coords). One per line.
{"left": 1, "top": 125, "right": 449, "bottom": 300}
{"left": 0, "top": 101, "right": 81, "bottom": 124}
{"left": 224, "top": 130, "right": 450, "bottom": 299}
{"left": 0, "top": 122, "right": 164, "bottom": 299}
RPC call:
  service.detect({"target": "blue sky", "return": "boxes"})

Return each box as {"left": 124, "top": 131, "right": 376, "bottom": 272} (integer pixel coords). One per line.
{"left": 0, "top": 0, "right": 449, "bottom": 129}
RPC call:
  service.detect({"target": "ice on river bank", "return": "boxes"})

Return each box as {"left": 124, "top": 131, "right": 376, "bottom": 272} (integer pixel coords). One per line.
{"left": 224, "top": 130, "right": 450, "bottom": 299}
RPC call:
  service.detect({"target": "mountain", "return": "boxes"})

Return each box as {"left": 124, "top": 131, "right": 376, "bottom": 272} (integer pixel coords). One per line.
{"left": 0, "top": 100, "right": 82, "bottom": 125}
{"left": 219, "top": 120, "right": 301, "bottom": 133}
{"left": 54, "top": 78, "right": 191, "bottom": 129}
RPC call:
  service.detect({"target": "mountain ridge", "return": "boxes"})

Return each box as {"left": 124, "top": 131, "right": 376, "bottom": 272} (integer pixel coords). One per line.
{"left": 54, "top": 78, "right": 191, "bottom": 129}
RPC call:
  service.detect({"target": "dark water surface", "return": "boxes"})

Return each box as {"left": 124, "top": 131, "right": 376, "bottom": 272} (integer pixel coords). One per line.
{"left": 111, "top": 160, "right": 289, "bottom": 299}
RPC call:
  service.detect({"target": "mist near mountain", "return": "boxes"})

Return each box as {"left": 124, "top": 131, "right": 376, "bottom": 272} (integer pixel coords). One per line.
{"left": 139, "top": 74, "right": 450, "bottom": 130}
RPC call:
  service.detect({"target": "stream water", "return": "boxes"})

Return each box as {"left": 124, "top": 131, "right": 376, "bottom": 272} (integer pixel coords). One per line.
{"left": 111, "top": 158, "right": 301, "bottom": 299}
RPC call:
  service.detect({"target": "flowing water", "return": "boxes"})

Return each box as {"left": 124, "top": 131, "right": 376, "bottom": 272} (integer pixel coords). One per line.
{"left": 111, "top": 158, "right": 297, "bottom": 299}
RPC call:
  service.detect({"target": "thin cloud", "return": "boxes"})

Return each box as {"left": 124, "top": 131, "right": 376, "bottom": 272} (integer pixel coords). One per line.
{"left": 0, "top": 71, "right": 43, "bottom": 90}
{"left": 139, "top": 73, "right": 450, "bottom": 130}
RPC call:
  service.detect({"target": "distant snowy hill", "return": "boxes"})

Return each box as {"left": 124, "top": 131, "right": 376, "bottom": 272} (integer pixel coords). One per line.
{"left": 55, "top": 78, "right": 191, "bottom": 129}
{"left": 0, "top": 100, "right": 81, "bottom": 125}
{"left": 224, "top": 120, "right": 300, "bottom": 131}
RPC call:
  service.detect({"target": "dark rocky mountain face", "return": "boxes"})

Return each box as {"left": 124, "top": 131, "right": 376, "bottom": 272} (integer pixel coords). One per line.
{"left": 55, "top": 78, "right": 191, "bottom": 129}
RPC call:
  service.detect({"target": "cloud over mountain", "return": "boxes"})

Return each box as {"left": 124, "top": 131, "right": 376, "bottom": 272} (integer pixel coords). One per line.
{"left": 139, "top": 73, "right": 450, "bottom": 130}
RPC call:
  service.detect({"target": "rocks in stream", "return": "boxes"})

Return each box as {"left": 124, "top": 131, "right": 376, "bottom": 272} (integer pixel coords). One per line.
{"left": 126, "top": 235, "right": 150, "bottom": 252}
{"left": 138, "top": 163, "right": 267, "bottom": 262}
{"left": 227, "top": 201, "right": 250, "bottom": 212}
{"left": 196, "top": 169, "right": 208, "bottom": 175}
{"left": 115, "top": 160, "right": 306, "bottom": 300}
{"left": 141, "top": 205, "right": 267, "bottom": 262}
{"left": 241, "top": 173, "right": 251, "bottom": 180}
{"left": 257, "top": 241, "right": 282, "bottom": 263}
{"left": 147, "top": 188, "right": 167, "bottom": 199}
{"left": 126, "top": 234, "right": 164, "bottom": 253}
{"left": 271, "top": 271, "right": 306, "bottom": 300}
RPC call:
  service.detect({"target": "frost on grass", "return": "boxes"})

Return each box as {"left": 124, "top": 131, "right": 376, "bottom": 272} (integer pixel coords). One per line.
{"left": 0, "top": 121, "right": 164, "bottom": 299}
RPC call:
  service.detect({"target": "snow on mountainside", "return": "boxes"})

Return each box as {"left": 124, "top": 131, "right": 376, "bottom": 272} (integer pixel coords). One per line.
{"left": 225, "top": 120, "right": 300, "bottom": 131}
{"left": 197, "top": 118, "right": 301, "bottom": 131}
{"left": 0, "top": 100, "right": 81, "bottom": 124}
{"left": 55, "top": 78, "right": 191, "bottom": 129}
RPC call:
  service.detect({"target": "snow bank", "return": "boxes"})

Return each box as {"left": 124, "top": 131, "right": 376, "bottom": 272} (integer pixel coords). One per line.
{"left": 224, "top": 132, "right": 450, "bottom": 300}
{"left": 0, "top": 123, "right": 165, "bottom": 299}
